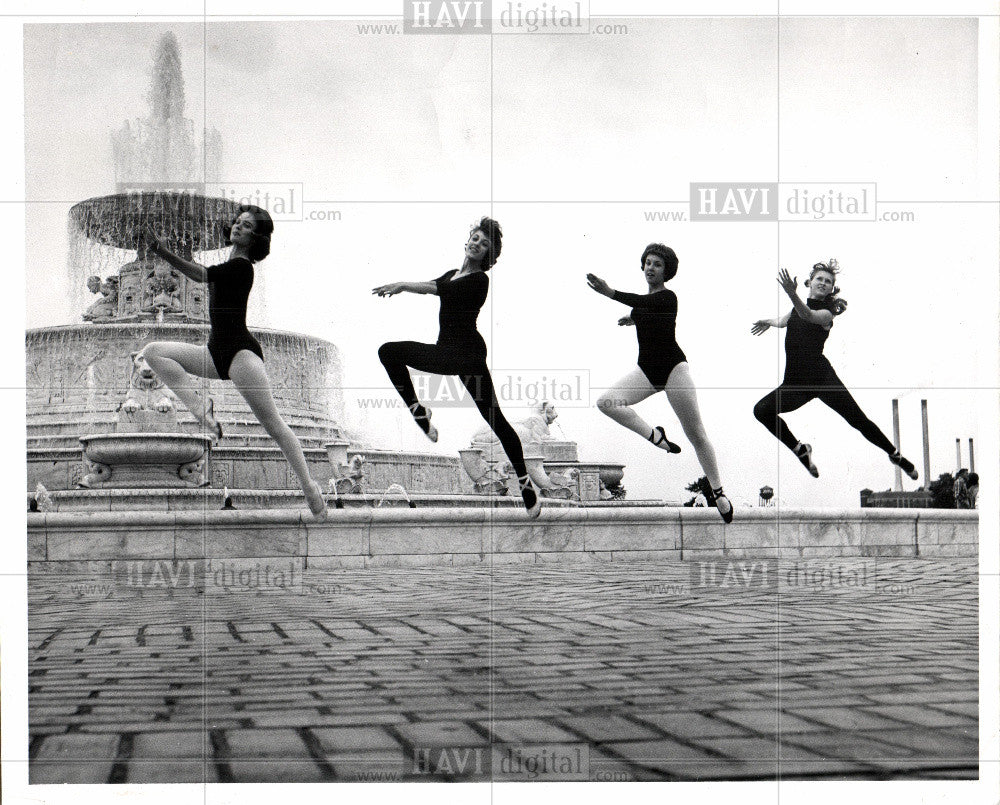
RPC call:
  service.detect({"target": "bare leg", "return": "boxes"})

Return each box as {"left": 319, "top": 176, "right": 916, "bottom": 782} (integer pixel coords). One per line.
{"left": 664, "top": 362, "right": 723, "bottom": 490}
{"left": 596, "top": 367, "right": 660, "bottom": 439}
{"left": 142, "top": 341, "right": 219, "bottom": 426}
{"left": 227, "top": 350, "right": 325, "bottom": 516}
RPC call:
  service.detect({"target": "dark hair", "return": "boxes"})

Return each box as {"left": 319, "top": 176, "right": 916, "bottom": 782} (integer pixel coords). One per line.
{"left": 806, "top": 260, "right": 847, "bottom": 315}
{"left": 224, "top": 204, "right": 274, "bottom": 263}
{"left": 640, "top": 243, "right": 678, "bottom": 282}
{"left": 471, "top": 216, "right": 502, "bottom": 270}
{"left": 968, "top": 473, "right": 978, "bottom": 486}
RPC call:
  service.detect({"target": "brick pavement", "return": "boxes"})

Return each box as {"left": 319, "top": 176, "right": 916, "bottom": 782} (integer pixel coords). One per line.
{"left": 27, "top": 557, "right": 978, "bottom": 782}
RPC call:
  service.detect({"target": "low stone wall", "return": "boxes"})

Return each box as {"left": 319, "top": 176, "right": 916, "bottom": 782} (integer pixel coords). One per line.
{"left": 27, "top": 507, "right": 977, "bottom": 568}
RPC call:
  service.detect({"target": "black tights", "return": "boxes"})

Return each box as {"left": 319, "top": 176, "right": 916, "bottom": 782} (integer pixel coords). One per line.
{"left": 753, "top": 373, "right": 896, "bottom": 456}
{"left": 377, "top": 340, "right": 529, "bottom": 479}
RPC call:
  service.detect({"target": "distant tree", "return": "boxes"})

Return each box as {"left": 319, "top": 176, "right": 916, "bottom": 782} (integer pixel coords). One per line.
{"left": 928, "top": 472, "right": 956, "bottom": 509}
{"left": 683, "top": 475, "right": 712, "bottom": 507}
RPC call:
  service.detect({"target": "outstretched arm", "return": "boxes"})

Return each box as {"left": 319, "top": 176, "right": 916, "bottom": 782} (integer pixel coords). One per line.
{"left": 586, "top": 273, "right": 615, "bottom": 299}
{"left": 610, "top": 289, "right": 671, "bottom": 310}
{"left": 372, "top": 281, "right": 438, "bottom": 297}
{"left": 586, "top": 273, "right": 672, "bottom": 312}
{"left": 778, "top": 269, "right": 833, "bottom": 327}
{"left": 751, "top": 310, "right": 792, "bottom": 335}
{"left": 143, "top": 230, "right": 207, "bottom": 283}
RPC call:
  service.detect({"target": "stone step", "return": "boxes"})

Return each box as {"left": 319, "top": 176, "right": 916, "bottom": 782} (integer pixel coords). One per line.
{"left": 28, "top": 423, "right": 335, "bottom": 444}
{"left": 27, "top": 438, "right": 331, "bottom": 454}
{"left": 31, "top": 489, "right": 535, "bottom": 513}
{"left": 28, "top": 415, "right": 335, "bottom": 431}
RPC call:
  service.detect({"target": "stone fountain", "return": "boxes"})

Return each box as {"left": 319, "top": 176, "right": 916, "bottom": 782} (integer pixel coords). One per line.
{"left": 26, "top": 33, "right": 346, "bottom": 501}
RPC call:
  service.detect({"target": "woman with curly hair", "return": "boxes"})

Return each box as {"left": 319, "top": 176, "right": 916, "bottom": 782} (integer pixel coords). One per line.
{"left": 373, "top": 217, "right": 541, "bottom": 518}
{"left": 752, "top": 261, "right": 918, "bottom": 480}
{"left": 587, "top": 243, "right": 733, "bottom": 523}
{"left": 141, "top": 205, "right": 328, "bottom": 519}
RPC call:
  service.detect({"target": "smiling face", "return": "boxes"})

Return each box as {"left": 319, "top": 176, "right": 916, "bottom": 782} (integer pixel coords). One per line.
{"left": 464, "top": 229, "right": 492, "bottom": 263}
{"left": 807, "top": 269, "right": 836, "bottom": 299}
{"left": 229, "top": 211, "right": 258, "bottom": 247}
{"left": 643, "top": 253, "right": 666, "bottom": 285}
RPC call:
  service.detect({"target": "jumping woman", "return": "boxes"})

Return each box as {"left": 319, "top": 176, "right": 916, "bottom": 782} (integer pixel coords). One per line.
{"left": 140, "top": 205, "right": 328, "bottom": 519}
{"left": 373, "top": 217, "right": 540, "bottom": 519}
{"left": 752, "top": 261, "right": 919, "bottom": 481}
{"left": 587, "top": 244, "right": 733, "bottom": 523}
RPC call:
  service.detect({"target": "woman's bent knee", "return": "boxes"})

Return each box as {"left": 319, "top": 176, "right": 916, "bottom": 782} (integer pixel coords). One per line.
{"left": 753, "top": 398, "right": 772, "bottom": 423}
{"left": 377, "top": 342, "right": 398, "bottom": 364}
{"left": 141, "top": 342, "right": 172, "bottom": 366}
{"left": 597, "top": 395, "right": 624, "bottom": 416}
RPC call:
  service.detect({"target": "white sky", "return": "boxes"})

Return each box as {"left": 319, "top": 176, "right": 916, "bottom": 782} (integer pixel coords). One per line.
{"left": 23, "top": 17, "right": 995, "bottom": 508}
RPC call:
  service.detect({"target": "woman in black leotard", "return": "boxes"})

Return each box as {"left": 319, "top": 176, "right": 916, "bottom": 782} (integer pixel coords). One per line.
{"left": 752, "top": 261, "right": 919, "bottom": 481}
{"left": 373, "top": 217, "right": 541, "bottom": 519}
{"left": 140, "top": 206, "right": 327, "bottom": 519}
{"left": 587, "top": 244, "right": 733, "bottom": 523}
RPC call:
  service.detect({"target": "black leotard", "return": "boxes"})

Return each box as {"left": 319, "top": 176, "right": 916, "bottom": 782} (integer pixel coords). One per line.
{"left": 435, "top": 269, "right": 489, "bottom": 355}
{"left": 612, "top": 288, "right": 687, "bottom": 390}
{"left": 205, "top": 257, "right": 264, "bottom": 380}
{"left": 377, "top": 268, "right": 530, "bottom": 482}
{"left": 753, "top": 297, "right": 896, "bottom": 455}
{"left": 783, "top": 297, "right": 834, "bottom": 382}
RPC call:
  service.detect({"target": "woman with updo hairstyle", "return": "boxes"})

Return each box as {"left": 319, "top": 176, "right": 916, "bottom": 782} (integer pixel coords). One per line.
{"left": 752, "top": 260, "right": 919, "bottom": 481}
{"left": 141, "top": 204, "right": 328, "bottom": 519}
{"left": 374, "top": 217, "right": 542, "bottom": 518}
{"left": 587, "top": 243, "right": 734, "bottom": 523}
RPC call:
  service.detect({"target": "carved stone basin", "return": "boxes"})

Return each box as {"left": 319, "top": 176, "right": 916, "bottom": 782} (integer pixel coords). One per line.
{"left": 69, "top": 192, "right": 240, "bottom": 252}
{"left": 79, "top": 432, "right": 213, "bottom": 488}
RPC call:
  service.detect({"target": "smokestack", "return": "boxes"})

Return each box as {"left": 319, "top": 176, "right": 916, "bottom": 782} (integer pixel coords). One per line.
{"left": 955, "top": 438, "right": 961, "bottom": 472}
{"left": 892, "top": 399, "right": 902, "bottom": 491}
{"left": 921, "top": 400, "right": 931, "bottom": 488}
{"left": 969, "top": 438, "right": 975, "bottom": 473}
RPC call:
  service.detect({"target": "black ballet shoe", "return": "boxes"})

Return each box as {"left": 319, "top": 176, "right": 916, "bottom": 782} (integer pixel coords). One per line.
{"left": 205, "top": 397, "right": 223, "bottom": 442}
{"left": 794, "top": 442, "right": 819, "bottom": 478}
{"left": 889, "top": 451, "right": 919, "bottom": 481}
{"left": 305, "top": 480, "right": 328, "bottom": 521}
{"left": 408, "top": 402, "right": 438, "bottom": 443}
{"left": 649, "top": 425, "right": 682, "bottom": 454}
{"left": 517, "top": 474, "right": 542, "bottom": 519}
{"left": 711, "top": 486, "right": 734, "bottom": 524}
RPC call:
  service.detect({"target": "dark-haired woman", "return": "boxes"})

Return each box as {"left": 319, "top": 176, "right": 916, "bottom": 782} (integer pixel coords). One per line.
{"left": 141, "top": 206, "right": 327, "bottom": 519}
{"left": 752, "top": 262, "right": 919, "bottom": 481}
{"left": 587, "top": 244, "right": 733, "bottom": 523}
{"left": 373, "top": 217, "right": 540, "bottom": 518}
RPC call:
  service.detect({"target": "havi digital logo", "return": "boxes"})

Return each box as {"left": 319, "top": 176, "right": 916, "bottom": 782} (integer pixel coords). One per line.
{"left": 404, "top": 0, "right": 491, "bottom": 33}
{"left": 689, "top": 183, "right": 778, "bottom": 221}
{"left": 690, "top": 182, "right": 877, "bottom": 221}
